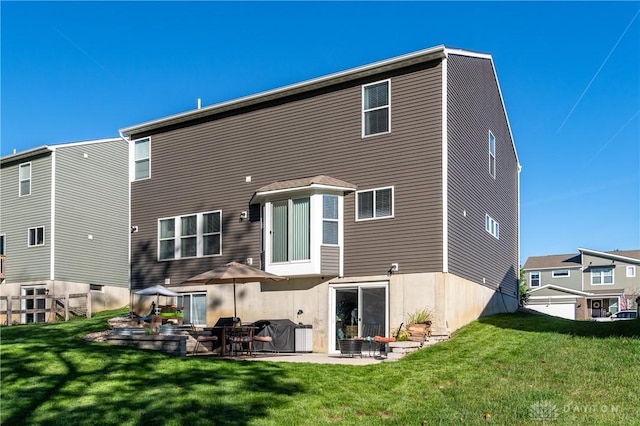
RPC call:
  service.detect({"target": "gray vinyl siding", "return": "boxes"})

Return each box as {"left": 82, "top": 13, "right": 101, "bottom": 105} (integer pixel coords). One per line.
{"left": 130, "top": 60, "right": 444, "bottom": 287}
{"left": 446, "top": 54, "right": 519, "bottom": 296}
{"left": 582, "top": 253, "right": 640, "bottom": 292}
{"left": 0, "top": 153, "right": 52, "bottom": 281}
{"left": 532, "top": 268, "right": 583, "bottom": 291}
{"left": 54, "top": 141, "right": 129, "bottom": 287}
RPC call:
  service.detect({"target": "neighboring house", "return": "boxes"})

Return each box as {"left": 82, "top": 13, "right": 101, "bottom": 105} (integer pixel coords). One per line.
{"left": 523, "top": 248, "right": 640, "bottom": 320}
{"left": 0, "top": 138, "right": 130, "bottom": 324}
{"left": 120, "top": 45, "right": 521, "bottom": 353}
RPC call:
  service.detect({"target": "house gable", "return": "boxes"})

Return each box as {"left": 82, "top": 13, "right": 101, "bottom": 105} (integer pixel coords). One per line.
{"left": 0, "top": 150, "right": 53, "bottom": 281}
{"left": 445, "top": 52, "right": 520, "bottom": 296}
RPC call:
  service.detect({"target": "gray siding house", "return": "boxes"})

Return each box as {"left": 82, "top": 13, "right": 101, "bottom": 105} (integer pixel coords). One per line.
{"left": 121, "top": 45, "right": 520, "bottom": 353}
{"left": 523, "top": 248, "right": 640, "bottom": 320}
{"left": 0, "top": 138, "right": 130, "bottom": 323}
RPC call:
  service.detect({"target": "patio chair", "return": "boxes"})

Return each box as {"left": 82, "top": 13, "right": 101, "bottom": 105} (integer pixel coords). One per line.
{"left": 373, "top": 322, "right": 403, "bottom": 356}
{"left": 361, "top": 323, "right": 381, "bottom": 356}
{"left": 225, "top": 325, "right": 254, "bottom": 356}
{"left": 191, "top": 325, "right": 218, "bottom": 356}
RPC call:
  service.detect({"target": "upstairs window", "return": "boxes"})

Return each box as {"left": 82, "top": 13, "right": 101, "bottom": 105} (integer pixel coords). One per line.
{"left": 591, "top": 267, "right": 614, "bottom": 285}
{"left": 489, "top": 131, "right": 496, "bottom": 178}
{"left": 0, "top": 233, "right": 6, "bottom": 255}
{"left": 322, "top": 195, "right": 339, "bottom": 245}
{"left": 19, "top": 162, "right": 31, "bottom": 196}
{"left": 485, "top": 214, "right": 499, "bottom": 239}
{"left": 356, "top": 187, "right": 393, "bottom": 220}
{"left": 134, "top": 138, "right": 150, "bottom": 180}
{"left": 552, "top": 270, "right": 570, "bottom": 278}
{"left": 530, "top": 271, "right": 540, "bottom": 287}
{"left": 158, "top": 211, "right": 221, "bottom": 260}
{"left": 28, "top": 227, "right": 45, "bottom": 247}
{"left": 627, "top": 266, "right": 636, "bottom": 278}
{"left": 272, "top": 198, "right": 310, "bottom": 262}
{"left": 363, "top": 80, "right": 390, "bottom": 136}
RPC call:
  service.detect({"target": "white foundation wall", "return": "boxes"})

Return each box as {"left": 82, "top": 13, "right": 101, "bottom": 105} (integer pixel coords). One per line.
{"left": 177, "top": 272, "right": 518, "bottom": 353}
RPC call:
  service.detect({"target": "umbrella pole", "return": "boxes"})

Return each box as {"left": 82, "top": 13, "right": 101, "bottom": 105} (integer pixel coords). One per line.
{"left": 233, "top": 280, "right": 237, "bottom": 319}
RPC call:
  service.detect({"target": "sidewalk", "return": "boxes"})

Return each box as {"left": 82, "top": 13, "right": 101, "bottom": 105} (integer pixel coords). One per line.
{"left": 230, "top": 352, "right": 386, "bottom": 365}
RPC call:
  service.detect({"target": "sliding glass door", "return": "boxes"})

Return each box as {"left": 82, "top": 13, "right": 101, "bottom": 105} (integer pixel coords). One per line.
{"left": 330, "top": 282, "right": 388, "bottom": 352}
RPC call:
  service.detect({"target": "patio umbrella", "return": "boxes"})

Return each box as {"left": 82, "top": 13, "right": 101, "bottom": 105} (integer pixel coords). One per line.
{"left": 134, "top": 284, "right": 180, "bottom": 309}
{"left": 182, "top": 261, "right": 287, "bottom": 318}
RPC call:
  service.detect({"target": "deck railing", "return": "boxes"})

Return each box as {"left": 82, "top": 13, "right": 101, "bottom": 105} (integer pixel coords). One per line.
{"left": 0, "top": 293, "right": 91, "bottom": 326}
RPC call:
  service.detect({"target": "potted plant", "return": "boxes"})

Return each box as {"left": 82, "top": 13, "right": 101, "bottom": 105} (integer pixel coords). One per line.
{"left": 406, "top": 308, "right": 433, "bottom": 340}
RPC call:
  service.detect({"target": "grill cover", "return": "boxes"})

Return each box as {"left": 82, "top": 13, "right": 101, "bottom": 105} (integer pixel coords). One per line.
{"left": 253, "top": 319, "right": 297, "bottom": 352}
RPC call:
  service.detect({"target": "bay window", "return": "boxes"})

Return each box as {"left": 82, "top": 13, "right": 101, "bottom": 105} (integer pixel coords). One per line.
{"left": 272, "top": 198, "right": 310, "bottom": 263}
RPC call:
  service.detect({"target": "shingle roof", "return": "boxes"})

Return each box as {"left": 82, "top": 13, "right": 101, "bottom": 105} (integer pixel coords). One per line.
{"left": 523, "top": 253, "right": 581, "bottom": 270}
{"left": 524, "top": 249, "right": 640, "bottom": 270}
{"left": 255, "top": 175, "right": 357, "bottom": 193}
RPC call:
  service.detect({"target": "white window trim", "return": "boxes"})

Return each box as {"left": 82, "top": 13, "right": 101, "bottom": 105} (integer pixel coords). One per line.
{"left": 488, "top": 131, "right": 496, "bottom": 179}
{"left": 355, "top": 186, "right": 394, "bottom": 221}
{"left": 485, "top": 214, "right": 499, "bottom": 239}
{"left": 362, "top": 79, "right": 391, "bottom": 138}
{"left": 552, "top": 270, "right": 570, "bottom": 278}
{"left": 19, "top": 162, "right": 32, "bottom": 197}
{"left": 591, "top": 267, "right": 614, "bottom": 286}
{"left": 132, "top": 137, "right": 151, "bottom": 181}
{"left": 322, "top": 194, "right": 339, "bottom": 246}
{"left": 529, "top": 271, "right": 541, "bottom": 287}
{"left": 157, "top": 211, "right": 222, "bottom": 261}
{"left": 626, "top": 266, "right": 636, "bottom": 278}
{"left": 27, "top": 226, "right": 45, "bottom": 247}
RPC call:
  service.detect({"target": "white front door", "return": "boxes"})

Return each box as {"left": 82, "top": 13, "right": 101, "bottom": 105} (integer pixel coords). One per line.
{"left": 329, "top": 282, "right": 389, "bottom": 353}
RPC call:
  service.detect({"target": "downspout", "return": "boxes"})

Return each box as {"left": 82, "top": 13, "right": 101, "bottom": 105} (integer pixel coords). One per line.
{"left": 517, "top": 162, "right": 522, "bottom": 302}
{"left": 441, "top": 55, "right": 449, "bottom": 273}
{"left": 118, "top": 130, "right": 132, "bottom": 308}
{"left": 50, "top": 148, "right": 56, "bottom": 282}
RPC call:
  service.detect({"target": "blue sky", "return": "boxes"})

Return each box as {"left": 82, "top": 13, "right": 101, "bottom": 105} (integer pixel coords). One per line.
{"left": 1, "top": 1, "right": 639, "bottom": 264}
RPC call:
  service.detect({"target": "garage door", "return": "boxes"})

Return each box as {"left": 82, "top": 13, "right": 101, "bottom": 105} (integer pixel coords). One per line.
{"left": 528, "top": 303, "right": 576, "bottom": 320}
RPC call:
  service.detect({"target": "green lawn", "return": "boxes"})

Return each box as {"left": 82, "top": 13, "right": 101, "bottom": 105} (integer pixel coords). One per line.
{"left": 2, "top": 310, "right": 639, "bottom": 425}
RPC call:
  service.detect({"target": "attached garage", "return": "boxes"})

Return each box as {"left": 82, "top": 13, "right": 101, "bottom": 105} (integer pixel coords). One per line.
{"left": 527, "top": 303, "right": 576, "bottom": 320}
{"left": 526, "top": 285, "right": 592, "bottom": 321}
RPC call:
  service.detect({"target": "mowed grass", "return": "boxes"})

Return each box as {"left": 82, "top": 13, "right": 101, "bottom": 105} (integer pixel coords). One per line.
{"left": 2, "top": 310, "right": 639, "bottom": 425}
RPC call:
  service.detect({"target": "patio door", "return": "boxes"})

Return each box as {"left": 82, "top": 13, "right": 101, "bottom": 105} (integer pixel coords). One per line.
{"left": 329, "top": 282, "right": 388, "bottom": 353}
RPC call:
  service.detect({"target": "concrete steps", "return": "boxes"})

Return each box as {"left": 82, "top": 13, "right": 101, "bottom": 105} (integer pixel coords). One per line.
{"left": 384, "top": 328, "right": 451, "bottom": 361}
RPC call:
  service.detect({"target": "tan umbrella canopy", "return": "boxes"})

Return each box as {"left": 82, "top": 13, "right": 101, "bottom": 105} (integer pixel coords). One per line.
{"left": 183, "top": 261, "right": 287, "bottom": 318}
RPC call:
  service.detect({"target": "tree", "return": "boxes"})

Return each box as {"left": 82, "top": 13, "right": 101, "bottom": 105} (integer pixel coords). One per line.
{"left": 519, "top": 267, "right": 529, "bottom": 307}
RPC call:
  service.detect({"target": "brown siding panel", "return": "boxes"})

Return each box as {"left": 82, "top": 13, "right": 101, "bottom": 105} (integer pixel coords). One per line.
{"left": 321, "top": 246, "right": 339, "bottom": 276}
{"left": 446, "top": 54, "right": 519, "bottom": 296}
{"left": 130, "top": 60, "right": 445, "bottom": 287}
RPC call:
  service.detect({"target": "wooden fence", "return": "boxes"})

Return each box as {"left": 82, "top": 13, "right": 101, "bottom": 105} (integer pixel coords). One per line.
{"left": 0, "top": 293, "right": 92, "bottom": 326}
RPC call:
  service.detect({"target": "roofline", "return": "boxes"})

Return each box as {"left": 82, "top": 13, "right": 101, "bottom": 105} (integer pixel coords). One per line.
{"left": 528, "top": 284, "right": 593, "bottom": 297}
{"left": 120, "top": 45, "right": 478, "bottom": 136}
{"left": 523, "top": 265, "right": 582, "bottom": 271}
{"left": 578, "top": 247, "right": 640, "bottom": 264}
{"left": 250, "top": 183, "right": 356, "bottom": 205}
{"left": 0, "top": 146, "right": 52, "bottom": 164}
{"left": 1, "top": 137, "right": 122, "bottom": 165}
